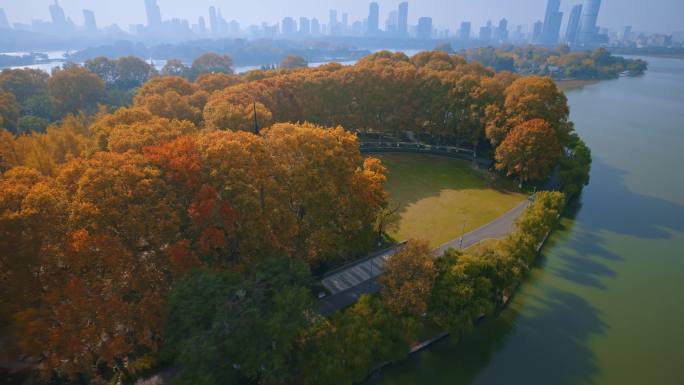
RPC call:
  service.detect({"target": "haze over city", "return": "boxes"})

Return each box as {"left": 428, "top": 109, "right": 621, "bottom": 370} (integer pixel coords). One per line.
{"left": 1, "top": 0, "right": 682, "bottom": 34}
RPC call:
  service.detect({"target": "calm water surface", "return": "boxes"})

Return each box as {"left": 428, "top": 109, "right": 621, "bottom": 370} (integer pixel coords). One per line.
{"left": 368, "top": 56, "right": 684, "bottom": 385}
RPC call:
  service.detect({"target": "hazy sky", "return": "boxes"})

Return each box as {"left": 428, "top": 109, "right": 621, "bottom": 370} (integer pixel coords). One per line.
{"left": 1, "top": 0, "right": 682, "bottom": 34}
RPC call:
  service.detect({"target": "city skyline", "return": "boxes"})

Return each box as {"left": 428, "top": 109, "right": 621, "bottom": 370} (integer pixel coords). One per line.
{"left": 0, "top": 0, "right": 682, "bottom": 35}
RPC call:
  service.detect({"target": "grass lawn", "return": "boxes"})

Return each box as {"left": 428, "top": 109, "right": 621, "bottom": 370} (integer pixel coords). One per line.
{"left": 376, "top": 153, "right": 526, "bottom": 247}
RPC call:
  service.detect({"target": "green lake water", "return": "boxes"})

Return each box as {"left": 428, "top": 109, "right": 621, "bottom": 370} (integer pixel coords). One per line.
{"left": 367, "top": 56, "right": 684, "bottom": 385}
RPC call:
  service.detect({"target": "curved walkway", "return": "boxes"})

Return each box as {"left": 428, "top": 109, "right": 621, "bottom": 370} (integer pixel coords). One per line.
{"left": 319, "top": 199, "right": 531, "bottom": 315}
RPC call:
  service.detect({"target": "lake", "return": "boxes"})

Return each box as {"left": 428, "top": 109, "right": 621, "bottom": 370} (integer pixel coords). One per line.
{"left": 367, "top": 56, "right": 684, "bottom": 385}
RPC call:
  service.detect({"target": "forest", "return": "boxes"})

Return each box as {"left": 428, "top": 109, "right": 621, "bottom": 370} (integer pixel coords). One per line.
{"left": 0, "top": 50, "right": 590, "bottom": 384}
{"left": 463, "top": 45, "right": 649, "bottom": 79}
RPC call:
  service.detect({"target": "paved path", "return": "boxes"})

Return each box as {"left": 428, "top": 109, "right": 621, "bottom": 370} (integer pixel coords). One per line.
{"left": 319, "top": 199, "right": 531, "bottom": 315}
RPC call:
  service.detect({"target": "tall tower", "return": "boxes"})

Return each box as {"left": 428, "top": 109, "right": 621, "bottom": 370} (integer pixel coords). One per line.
{"left": 49, "top": 0, "right": 67, "bottom": 30}
{"left": 329, "top": 9, "right": 338, "bottom": 35}
{"left": 459, "top": 22, "right": 471, "bottom": 41}
{"left": 565, "top": 4, "right": 582, "bottom": 43}
{"left": 398, "top": 2, "right": 408, "bottom": 37}
{"left": 541, "top": 0, "right": 563, "bottom": 45}
{"left": 578, "top": 0, "right": 601, "bottom": 44}
{"left": 83, "top": 9, "right": 97, "bottom": 33}
{"left": 367, "top": 2, "right": 379, "bottom": 35}
{"left": 144, "top": 0, "right": 162, "bottom": 29}
{"left": 208, "top": 7, "right": 218, "bottom": 35}
{"left": 417, "top": 17, "right": 432, "bottom": 40}
{"left": 0, "top": 8, "right": 10, "bottom": 29}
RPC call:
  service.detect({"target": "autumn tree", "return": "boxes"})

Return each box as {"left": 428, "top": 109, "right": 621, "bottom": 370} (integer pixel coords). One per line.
{"left": 191, "top": 52, "right": 234, "bottom": 77}
{"left": 134, "top": 76, "right": 204, "bottom": 123}
{"left": 161, "top": 59, "right": 190, "bottom": 77}
{"left": 0, "top": 68, "right": 49, "bottom": 103}
{"left": 486, "top": 76, "right": 571, "bottom": 147}
{"left": 379, "top": 239, "right": 437, "bottom": 316}
{"left": 48, "top": 66, "right": 105, "bottom": 117}
{"left": 495, "top": 119, "right": 563, "bottom": 183}
{"left": 12, "top": 151, "right": 181, "bottom": 380}
{"left": 280, "top": 55, "right": 308, "bottom": 69}
{"left": 203, "top": 98, "right": 272, "bottom": 132}
{"left": 196, "top": 72, "right": 242, "bottom": 93}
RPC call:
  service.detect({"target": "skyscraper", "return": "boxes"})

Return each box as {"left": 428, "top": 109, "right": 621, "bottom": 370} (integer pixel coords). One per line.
{"left": 417, "top": 17, "right": 432, "bottom": 40}
{"left": 565, "top": 4, "right": 582, "bottom": 43}
{"left": 541, "top": 0, "right": 563, "bottom": 45}
{"left": 496, "top": 18, "right": 509, "bottom": 42}
{"left": 144, "top": 0, "right": 162, "bottom": 29}
{"left": 49, "top": 1, "right": 67, "bottom": 30}
{"left": 479, "top": 20, "right": 493, "bottom": 42}
{"left": 83, "top": 9, "right": 97, "bottom": 33}
{"left": 0, "top": 8, "right": 10, "bottom": 29}
{"left": 532, "top": 20, "right": 544, "bottom": 43}
{"left": 398, "top": 2, "right": 408, "bottom": 37}
{"left": 367, "top": 2, "right": 379, "bottom": 35}
{"left": 299, "top": 17, "right": 311, "bottom": 35}
{"left": 342, "top": 13, "right": 348, "bottom": 34}
{"left": 311, "top": 18, "right": 321, "bottom": 35}
{"left": 282, "top": 17, "right": 296, "bottom": 36}
{"left": 208, "top": 7, "right": 218, "bottom": 35}
{"left": 329, "top": 9, "right": 338, "bottom": 35}
{"left": 459, "top": 22, "right": 471, "bottom": 41}
{"left": 385, "top": 11, "right": 398, "bottom": 34}
{"left": 198, "top": 16, "right": 206, "bottom": 34}
{"left": 578, "top": 0, "right": 602, "bottom": 44}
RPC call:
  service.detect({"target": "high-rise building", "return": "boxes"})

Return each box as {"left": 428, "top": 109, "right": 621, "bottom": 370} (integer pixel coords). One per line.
{"left": 198, "top": 16, "right": 206, "bottom": 34}
{"left": 144, "top": 0, "right": 162, "bottom": 28}
{"left": 83, "top": 9, "right": 97, "bottom": 33}
{"left": 329, "top": 9, "right": 339, "bottom": 35}
{"left": 578, "top": 0, "right": 602, "bottom": 44}
{"left": 208, "top": 7, "right": 218, "bottom": 35}
{"left": 49, "top": 0, "right": 67, "bottom": 31}
{"left": 386, "top": 11, "right": 398, "bottom": 35}
{"left": 459, "top": 22, "right": 471, "bottom": 41}
{"left": 282, "top": 17, "right": 296, "bottom": 36}
{"left": 299, "top": 17, "right": 311, "bottom": 35}
{"left": 367, "top": 2, "right": 379, "bottom": 35}
{"left": 565, "top": 4, "right": 582, "bottom": 43}
{"left": 479, "top": 20, "right": 493, "bottom": 42}
{"left": 496, "top": 18, "right": 509, "bottom": 42}
{"left": 311, "top": 18, "right": 321, "bottom": 35}
{"left": 398, "top": 2, "right": 408, "bottom": 37}
{"left": 416, "top": 17, "right": 432, "bottom": 39}
{"left": 541, "top": 0, "right": 563, "bottom": 45}
{"left": 532, "top": 20, "right": 544, "bottom": 43}
{"left": 342, "top": 13, "right": 348, "bottom": 34}
{"left": 0, "top": 8, "right": 11, "bottom": 29}
{"left": 621, "top": 25, "right": 632, "bottom": 41}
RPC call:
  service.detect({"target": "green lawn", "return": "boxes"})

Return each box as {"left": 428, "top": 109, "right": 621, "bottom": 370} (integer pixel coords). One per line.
{"left": 377, "top": 153, "right": 526, "bottom": 247}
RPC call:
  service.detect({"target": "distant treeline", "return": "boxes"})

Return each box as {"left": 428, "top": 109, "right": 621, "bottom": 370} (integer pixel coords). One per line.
{"left": 460, "top": 44, "right": 648, "bottom": 80}
{"left": 67, "top": 39, "right": 371, "bottom": 66}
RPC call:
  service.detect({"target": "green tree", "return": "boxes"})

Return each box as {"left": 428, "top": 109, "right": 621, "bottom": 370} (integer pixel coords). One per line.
{"left": 559, "top": 133, "right": 592, "bottom": 198}
{"left": 163, "top": 256, "right": 314, "bottom": 385}
{"left": 17, "top": 115, "right": 50, "bottom": 134}
{"left": 0, "top": 90, "right": 20, "bottom": 132}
